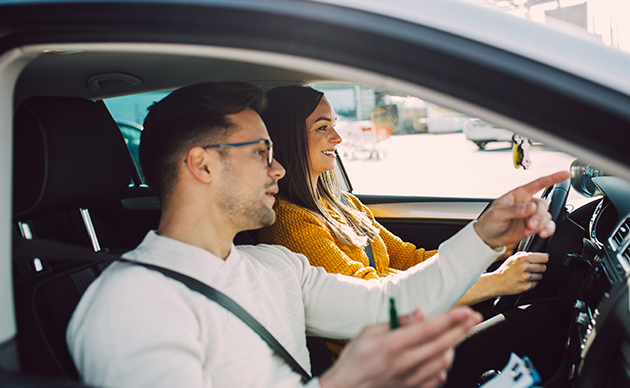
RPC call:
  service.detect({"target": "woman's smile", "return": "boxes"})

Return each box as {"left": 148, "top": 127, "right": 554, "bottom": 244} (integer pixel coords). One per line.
{"left": 306, "top": 98, "right": 342, "bottom": 180}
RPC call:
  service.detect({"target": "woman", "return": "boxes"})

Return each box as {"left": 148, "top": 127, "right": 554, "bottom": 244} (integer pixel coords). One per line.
{"left": 259, "top": 85, "right": 545, "bottom": 302}
{"left": 259, "top": 85, "right": 563, "bottom": 386}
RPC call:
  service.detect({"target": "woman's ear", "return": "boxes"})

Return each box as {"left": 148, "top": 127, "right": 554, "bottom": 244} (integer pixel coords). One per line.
{"left": 184, "top": 146, "right": 213, "bottom": 183}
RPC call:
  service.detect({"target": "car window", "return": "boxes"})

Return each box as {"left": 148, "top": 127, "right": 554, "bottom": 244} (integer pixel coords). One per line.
{"left": 311, "top": 82, "right": 588, "bottom": 206}
{"left": 103, "top": 91, "right": 171, "bottom": 184}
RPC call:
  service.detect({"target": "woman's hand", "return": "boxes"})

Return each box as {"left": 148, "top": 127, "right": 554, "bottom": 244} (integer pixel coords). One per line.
{"left": 488, "top": 251, "right": 549, "bottom": 295}
{"left": 455, "top": 251, "right": 549, "bottom": 306}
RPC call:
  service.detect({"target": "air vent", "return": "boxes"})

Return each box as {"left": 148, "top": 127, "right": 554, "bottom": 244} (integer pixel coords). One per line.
{"left": 611, "top": 217, "right": 630, "bottom": 249}
{"left": 622, "top": 245, "right": 630, "bottom": 266}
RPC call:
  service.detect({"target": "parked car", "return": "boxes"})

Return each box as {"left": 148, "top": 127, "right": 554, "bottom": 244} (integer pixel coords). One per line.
{"left": 1, "top": 0, "right": 630, "bottom": 387}
{"left": 464, "top": 118, "right": 515, "bottom": 150}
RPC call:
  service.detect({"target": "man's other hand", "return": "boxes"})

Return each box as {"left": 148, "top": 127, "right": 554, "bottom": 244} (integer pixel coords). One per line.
{"left": 319, "top": 307, "right": 482, "bottom": 388}
{"left": 474, "top": 171, "right": 571, "bottom": 250}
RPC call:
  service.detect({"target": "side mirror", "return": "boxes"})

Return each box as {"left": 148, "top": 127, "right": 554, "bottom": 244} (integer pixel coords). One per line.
{"left": 570, "top": 159, "right": 603, "bottom": 197}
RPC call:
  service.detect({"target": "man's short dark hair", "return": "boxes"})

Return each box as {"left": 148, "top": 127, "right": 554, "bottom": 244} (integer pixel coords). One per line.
{"left": 140, "top": 81, "right": 266, "bottom": 202}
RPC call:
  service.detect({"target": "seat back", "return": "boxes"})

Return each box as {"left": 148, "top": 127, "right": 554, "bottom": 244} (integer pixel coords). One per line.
{"left": 12, "top": 96, "right": 133, "bottom": 381}
{"left": 14, "top": 257, "right": 112, "bottom": 380}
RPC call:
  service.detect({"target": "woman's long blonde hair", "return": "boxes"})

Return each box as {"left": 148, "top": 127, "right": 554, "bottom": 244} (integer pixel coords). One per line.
{"left": 262, "top": 86, "right": 378, "bottom": 248}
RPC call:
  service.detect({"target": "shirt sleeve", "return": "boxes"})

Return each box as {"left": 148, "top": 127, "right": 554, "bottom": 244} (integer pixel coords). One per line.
{"left": 288, "top": 222, "right": 504, "bottom": 340}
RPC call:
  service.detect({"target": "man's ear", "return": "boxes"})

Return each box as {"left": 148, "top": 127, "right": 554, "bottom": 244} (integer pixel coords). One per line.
{"left": 184, "top": 146, "right": 213, "bottom": 184}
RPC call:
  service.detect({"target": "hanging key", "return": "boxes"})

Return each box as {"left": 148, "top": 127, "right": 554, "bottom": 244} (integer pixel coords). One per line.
{"left": 512, "top": 134, "right": 531, "bottom": 170}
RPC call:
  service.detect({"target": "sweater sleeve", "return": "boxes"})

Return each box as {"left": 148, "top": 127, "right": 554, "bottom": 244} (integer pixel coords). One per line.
{"left": 259, "top": 199, "right": 380, "bottom": 280}
{"left": 344, "top": 194, "right": 437, "bottom": 271}
{"left": 376, "top": 221, "right": 437, "bottom": 270}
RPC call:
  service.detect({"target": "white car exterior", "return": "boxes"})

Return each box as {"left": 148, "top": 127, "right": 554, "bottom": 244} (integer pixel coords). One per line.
{"left": 464, "top": 118, "right": 514, "bottom": 149}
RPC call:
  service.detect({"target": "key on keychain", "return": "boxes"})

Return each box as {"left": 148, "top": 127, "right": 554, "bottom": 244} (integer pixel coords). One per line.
{"left": 512, "top": 134, "right": 531, "bottom": 170}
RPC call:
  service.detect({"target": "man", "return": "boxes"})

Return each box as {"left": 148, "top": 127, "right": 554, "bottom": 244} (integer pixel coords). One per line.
{"left": 67, "top": 82, "right": 570, "bottom": 388}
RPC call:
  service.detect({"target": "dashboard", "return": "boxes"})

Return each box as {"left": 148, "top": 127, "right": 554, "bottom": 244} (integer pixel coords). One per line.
{"left": 567, "top": 177, "right": 630, "bottom": 387}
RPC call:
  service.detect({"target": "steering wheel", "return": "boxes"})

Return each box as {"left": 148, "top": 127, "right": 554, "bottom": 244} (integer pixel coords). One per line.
{"left": 493, "top": 178, "right": 571, "bottom": 312}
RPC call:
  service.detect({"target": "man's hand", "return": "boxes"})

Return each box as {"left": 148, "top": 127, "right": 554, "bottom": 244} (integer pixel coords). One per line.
{"left": 489, "top": 252, "right": 549, "bottom": 295}
{"left": 319, "top": 307, "right": 482, "bottom": 388}
{"left": 474, "top": 171, "right": 571, "bottom": 249}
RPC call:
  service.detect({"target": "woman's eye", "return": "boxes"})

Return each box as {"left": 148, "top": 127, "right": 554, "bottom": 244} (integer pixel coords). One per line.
{"left": 318, "top": 126, "right": 328, "bottom": 131}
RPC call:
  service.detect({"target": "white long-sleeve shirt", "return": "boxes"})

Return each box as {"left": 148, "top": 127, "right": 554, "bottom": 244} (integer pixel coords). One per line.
{"left": 67, "top": 222, "right": 502, "bottom": 388}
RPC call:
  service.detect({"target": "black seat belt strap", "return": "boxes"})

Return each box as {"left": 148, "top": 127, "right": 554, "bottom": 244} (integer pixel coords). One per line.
{"left": 119, "top": 259, "right": 312, "bottom": 384}
{"left": 339, "top": 193, "right": 376, "bottom": 269}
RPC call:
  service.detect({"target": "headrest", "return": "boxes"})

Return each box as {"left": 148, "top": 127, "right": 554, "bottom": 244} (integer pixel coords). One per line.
{"left": 13, "top": 97, "right": 132, "bottom": 220}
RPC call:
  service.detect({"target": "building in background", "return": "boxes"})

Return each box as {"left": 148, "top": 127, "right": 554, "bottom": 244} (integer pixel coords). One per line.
{"left": 470, "top": 0, "right": 629, "bottom": 53}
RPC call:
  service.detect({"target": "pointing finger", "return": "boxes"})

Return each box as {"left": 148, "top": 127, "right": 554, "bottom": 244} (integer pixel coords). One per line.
{"left": 512, "top": 171, "right": 570, "bottom": 198}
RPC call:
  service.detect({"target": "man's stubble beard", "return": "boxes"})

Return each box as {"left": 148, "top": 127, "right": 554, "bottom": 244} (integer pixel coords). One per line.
{"left": 217, "top": 172, "right": 277, "bottom": 231}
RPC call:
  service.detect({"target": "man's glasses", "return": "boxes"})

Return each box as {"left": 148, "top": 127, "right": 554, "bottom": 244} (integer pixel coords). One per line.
{"left": 200, "top": 139, "right": 274, "bottom": 167}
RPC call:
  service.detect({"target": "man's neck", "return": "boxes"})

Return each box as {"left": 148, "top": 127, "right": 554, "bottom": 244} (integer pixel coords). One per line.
{"left": 157, "top": 206, "right": 236, "bottom": 260}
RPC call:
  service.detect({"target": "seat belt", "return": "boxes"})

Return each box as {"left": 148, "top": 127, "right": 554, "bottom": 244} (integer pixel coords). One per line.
{"left": 339, "top": 193, "right": 376, "bottom": 269}
{"left": 119, "top": 260, "right": 312, "bottom": 384}
{"left": 13, "top": 236, "right": 312, "bottom": 384}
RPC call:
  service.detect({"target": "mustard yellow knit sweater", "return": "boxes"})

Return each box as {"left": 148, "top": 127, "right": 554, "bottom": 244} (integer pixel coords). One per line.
{"left": 259, "top": 193, "right": 437, "bottom": 360}
{"left": 259, "top": 193, "right": 437, "bottom": 280}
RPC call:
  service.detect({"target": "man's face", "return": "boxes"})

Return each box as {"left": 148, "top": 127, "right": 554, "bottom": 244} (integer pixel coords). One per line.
{"left": 214, "top": 108, "right": 285, "bottom": 231}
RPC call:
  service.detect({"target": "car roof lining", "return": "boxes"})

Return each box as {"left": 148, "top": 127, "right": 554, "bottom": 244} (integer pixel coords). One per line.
{"left": 16, "top": 49, "right": 317, "bottom": 103}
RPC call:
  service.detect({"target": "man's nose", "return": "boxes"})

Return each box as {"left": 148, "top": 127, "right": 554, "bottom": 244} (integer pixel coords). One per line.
{"left": 269, "top": 158, "right": 286, "bottom": 180}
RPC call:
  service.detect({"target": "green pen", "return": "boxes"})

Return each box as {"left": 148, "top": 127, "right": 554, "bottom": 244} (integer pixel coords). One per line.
{"left": 389, "top": 297, "right": 399, "bottom": 330}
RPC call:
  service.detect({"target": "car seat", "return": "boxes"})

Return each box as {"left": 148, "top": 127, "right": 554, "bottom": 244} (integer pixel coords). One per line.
{"left": 12, "top": 96, "right": 133, "bottom": 381}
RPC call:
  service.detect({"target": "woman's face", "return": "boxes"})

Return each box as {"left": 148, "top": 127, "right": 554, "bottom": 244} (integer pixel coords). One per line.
{"left": 305, "top": 97, "right": 342, "bottom": 179}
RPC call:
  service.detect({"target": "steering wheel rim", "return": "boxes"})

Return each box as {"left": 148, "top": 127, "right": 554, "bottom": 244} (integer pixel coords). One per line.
{"left": 493, "top": 178, "right": 571, "bottom": 312}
